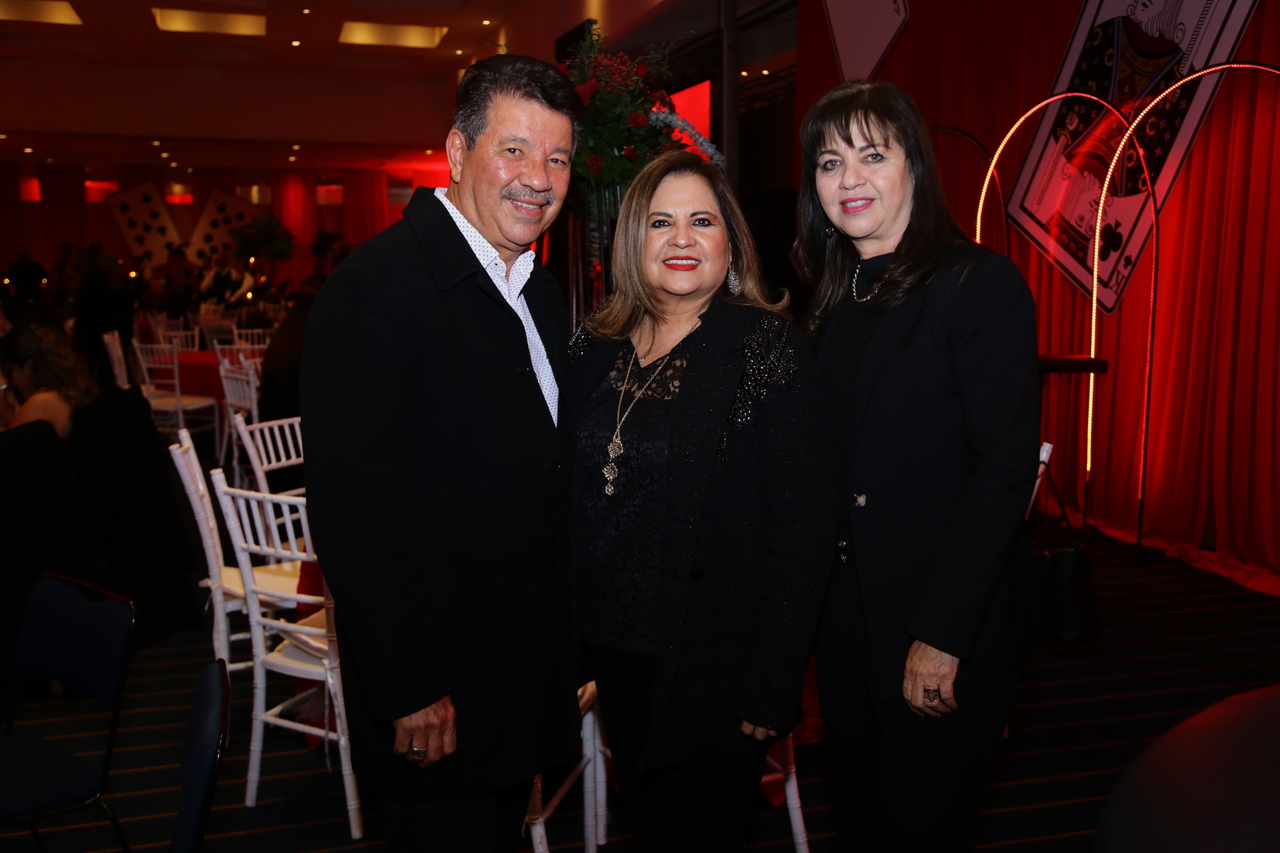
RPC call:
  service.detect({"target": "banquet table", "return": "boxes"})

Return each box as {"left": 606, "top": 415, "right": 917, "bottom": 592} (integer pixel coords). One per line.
{"left": 178, "top": 351, "right": 223, "bottom": 401}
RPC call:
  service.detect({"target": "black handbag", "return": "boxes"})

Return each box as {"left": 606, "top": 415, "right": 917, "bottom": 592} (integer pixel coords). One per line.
{"left": 1038, "top": 467, "right": 1099, "bottom": 642}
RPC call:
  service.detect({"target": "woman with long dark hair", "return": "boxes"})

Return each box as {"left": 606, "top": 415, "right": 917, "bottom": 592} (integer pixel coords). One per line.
{"left": 568, "top": 150, "right": 836, "bottom": 850}
{"left": 794, "top": 80, "right": 1041, "bottom": 851}
{"left": 0, "top": 323, "right": 97, "bottom": 438}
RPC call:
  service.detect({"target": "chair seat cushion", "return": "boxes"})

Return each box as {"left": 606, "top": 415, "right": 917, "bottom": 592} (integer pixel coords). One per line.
{"left": 148, "top": 394, "right": 219, "bottom": 411}
{"left": 219, "top": 562, "right": 302, "bottom": 605}
{"left": 0, "top": 735, "right": 100, "bottom": 820}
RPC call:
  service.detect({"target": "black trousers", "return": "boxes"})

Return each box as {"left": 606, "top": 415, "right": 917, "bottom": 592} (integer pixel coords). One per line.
{"left": 815, "top": 630, "right": 1016, "bottom": 853}
{"left": 375, "top": 781, "right": 530, "bottom": 853}
{"left": 585, "top": 643, "right": 769, "bottom": 853}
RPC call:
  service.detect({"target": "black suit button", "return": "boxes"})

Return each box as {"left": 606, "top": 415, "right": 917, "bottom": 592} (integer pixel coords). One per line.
{"left": 517, "top": 366, "right": 532, "bottom": 376}
{"left": 549, "top": 459, "right": 561, "bottom": 472}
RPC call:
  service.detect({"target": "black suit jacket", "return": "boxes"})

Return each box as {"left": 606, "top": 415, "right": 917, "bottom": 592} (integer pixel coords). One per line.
{"left": 302, "top": 188, "right": 579, "bottom": 801}
{"left": 817, "top": 249, "right": 1041, "bottom": 702}
{"left": 568, "top": 302, "right": 838, "bottom": 768}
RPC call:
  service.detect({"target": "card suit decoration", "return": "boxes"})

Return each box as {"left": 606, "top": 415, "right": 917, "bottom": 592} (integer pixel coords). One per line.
{"left": 221, "top": 215, "right": 232, "bottom": 226}
{"left": 234, "top": 212, "right": 245, "bottom": 222}
{"left": 141, "top": 193, "right": 152, "bottom": 203}
{"left": 216, "top": 203, "right": 227, "bottom": 213}
{"left": 119, "top": 202, "right": 129, "bottom": 212}
{"left": 134, "top": 234, "right": 145, "bottom": 245}
{"left": 127, "top": 218, "right": 138, "bottom": 229}
{"left": 149, "top": 208, "right": 160, "bottom": 220}
{"left": 142, "top": 222, "right": 153, "bottom": 232}
{"left": 203, "top": 233, "right": 214, "bottom": 243}
{"left": 156, "top": 225, "right": 168, "bottom": 236}
{"left": 196, "top": 249, "right": 207, "bottom": 259}
{"left": 164, "top": 241, "right": 174, "bottom": 250}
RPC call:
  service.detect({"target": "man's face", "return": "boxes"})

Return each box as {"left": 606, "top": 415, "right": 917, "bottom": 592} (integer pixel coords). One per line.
{"left": 445, "top": 95, "right": 574, "bottom": 265}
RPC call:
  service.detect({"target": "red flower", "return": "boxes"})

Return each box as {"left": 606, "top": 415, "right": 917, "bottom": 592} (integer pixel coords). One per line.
{"left": 588, "top": 153, "right": 603, "bottom": 178}
{"left": 628, "top": 112, "right": 649, "bottom": 129}
{"left": 652, "top": 89, "right": 675, "bottom": 111}
{"left": 557, "top": 62, "right": 568, "bottom": 73}
{"left": 634, "top": 61, "right": 648, "bottom": 78}
{"left": 623, "top": 145, "right": 637, "bottom": 162}
{"left": 575, "top": 79, "right": 600, "bottom": 104}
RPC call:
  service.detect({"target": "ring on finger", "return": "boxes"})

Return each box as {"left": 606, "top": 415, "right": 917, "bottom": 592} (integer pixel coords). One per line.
{"left": 923, "top": 687, "right": 940, "bottom": 703}
{"left": 408, "top": 745, "right": 427, "bottom": 760}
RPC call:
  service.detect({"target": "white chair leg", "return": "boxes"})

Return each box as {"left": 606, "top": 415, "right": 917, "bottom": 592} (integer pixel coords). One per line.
{"left": 528, "top": 775, "right": 550, "bottom": 853}
{"left": 210, "top": 588, "right": 231, "bottom": 664}
{"left": 246, "top": 660, "right": 267, "bottom": 807}
{"left": 329, "top": 666, "right": 364, "bottom": 839}
{"left": 582, "top": 710, "right": 597, "bottom": 853}
{"left": 780, "top": 735, "right": 809, "bottom": 853}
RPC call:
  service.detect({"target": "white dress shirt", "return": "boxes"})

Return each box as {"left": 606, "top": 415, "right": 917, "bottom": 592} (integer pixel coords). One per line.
{"left": 434, "top": 187, "right": 559, "bottom": 425}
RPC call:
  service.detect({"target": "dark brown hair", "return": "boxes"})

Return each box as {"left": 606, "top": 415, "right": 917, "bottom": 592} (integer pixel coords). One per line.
{"left": 587, "top": 151, "right": 787, "bottom": 340}
{"left": 453, "top": 54, "right": 583, "bottom": 152}
{"left": 0, "top": 323, "right": 97, "bottom": 408}
{"left": 791, "top": 80, "right": 978, "bottom": 332}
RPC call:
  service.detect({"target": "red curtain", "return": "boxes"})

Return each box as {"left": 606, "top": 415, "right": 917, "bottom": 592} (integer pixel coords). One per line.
{"left": 272, "top": 169, "right": 317, "bottom": 289}
{"left": 796, "top": 0, "right": 1280, "bottom": 591}
{"left": 341, "top": 170, "right": 388, "bottom": 247}
{"left": 36, "top": 164, "right": 88, "bottom": 266}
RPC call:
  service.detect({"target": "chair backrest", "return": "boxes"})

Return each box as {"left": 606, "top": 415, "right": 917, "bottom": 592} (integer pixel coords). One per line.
{"left": 220, "top": 364, "right": 259, "bottom": 422}
{"left": 134, "top": 340, "right": 184, "bottom": 401}
{"left": 210, "top": 469, "right": 323, "bottom": 657}
{"left": 235, "top": 328, "right": 270, "bottom": 347}
{"left": 102, "top": 330, "right": 130, "bottom": 388}
{"left": 235, "top": 413, "right": 304, "bottom": 495}
{"left": 212, "top": 342, "right": 265, "bottom": 370}
{"left": 170, "top": 659, "right": 229, "bottom": 853}
{"left": 169, "top": 429, "right": 226, "bottom": 579}
{"left": 148, "top": 312, "right": 185, "bottom": 335}
{"left": 161, "top": 328, "right": 201, "bottom": 352}
{"left": 16, "top": 574, "right": 134, "bottom": 789}
{"left": 199, "top": 318, "right": 237, "bottom": 346}
{"left": 198, "top": 302, "right": 225, "bottom": 318}
{"left": 243, "top": 357, "right": 263, "bottom": 383}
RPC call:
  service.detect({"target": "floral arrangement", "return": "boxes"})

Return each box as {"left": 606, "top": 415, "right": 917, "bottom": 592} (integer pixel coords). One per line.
{"left": 233, "top": 213, "right": 295, "bottom": 261}
{"left": 561, "top": 25, "right": 725, "bottom": 188}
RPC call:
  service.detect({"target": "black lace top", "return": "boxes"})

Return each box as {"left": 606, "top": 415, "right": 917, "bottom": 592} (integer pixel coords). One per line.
{"left": 574, "top": 343, "right": 688, "bottom": 655}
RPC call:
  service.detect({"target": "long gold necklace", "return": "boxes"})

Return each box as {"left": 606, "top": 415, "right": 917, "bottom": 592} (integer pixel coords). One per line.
{"left": 851, "top": 261, "right": 881, "bottom": 303}
{"left": 603, "top": 350, "right": 672, "bottom": 495}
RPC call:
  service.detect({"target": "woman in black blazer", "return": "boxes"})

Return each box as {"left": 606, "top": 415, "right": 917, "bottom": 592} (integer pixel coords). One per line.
{"left": 567, "top": 151, "right": 837, "bottom": 852}
{"left": 793, "top": 81, "right": 1041, "bottom": 852}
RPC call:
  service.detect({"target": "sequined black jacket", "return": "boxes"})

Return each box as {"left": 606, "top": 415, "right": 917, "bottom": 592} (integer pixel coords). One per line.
{"left": 567, "top": 300, "right": 838, "bottom": 769}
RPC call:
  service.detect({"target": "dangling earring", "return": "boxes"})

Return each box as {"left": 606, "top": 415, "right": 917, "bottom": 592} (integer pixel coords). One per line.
{"left": 726, "top": 262, "right": 742, "bottom": 296}
{"left": 824, "top": 223, "right": 836, "bottom": 239}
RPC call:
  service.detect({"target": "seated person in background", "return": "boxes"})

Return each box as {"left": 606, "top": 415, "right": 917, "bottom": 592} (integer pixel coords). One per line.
{"left": 0, "top": 323, "right": 97, "bottom": 438}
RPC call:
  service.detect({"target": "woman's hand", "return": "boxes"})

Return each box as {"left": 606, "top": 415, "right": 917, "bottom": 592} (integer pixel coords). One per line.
{"left": 577, "top": 680, "right": 598, "bottom": 715}
{"left": 741, "top": 720, "right": 778, "bottom": 741}
{"left": 903, "top": 640, "right": 960, "bottom": 718}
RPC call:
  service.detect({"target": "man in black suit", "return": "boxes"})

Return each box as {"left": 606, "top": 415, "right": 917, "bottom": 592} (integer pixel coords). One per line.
{"left": 301, "top": 55, "right": 583, "bottom": 851}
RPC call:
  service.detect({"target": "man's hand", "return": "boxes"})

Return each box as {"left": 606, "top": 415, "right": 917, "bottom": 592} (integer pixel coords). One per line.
{"left": 392, "top": 695, "right": 457, "bottom": 767}
{"left": 577, "top": 681, "right": 598, "bottom": 715}
{"left": 740, "top": 720, "right": 778, "bottom": 741}
{"left": 902, "top": 640, "right": 960, "bottom": 718}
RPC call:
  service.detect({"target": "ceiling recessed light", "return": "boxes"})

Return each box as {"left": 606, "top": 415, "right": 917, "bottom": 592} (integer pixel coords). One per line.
{"left": 292, "top": 144, "right": 300, "bottom": 150}
{"left": 455, "top": 49, "right": 463, "bottom": 55}
{"left": 288, "top": 156, "right": 297, "bottom": 162}
{"left": 482, "top": 19, "right": 491, "bottom": 25}
{"left": 170, "top": 162, "right": 178, "bottom": 167}
{"left": 762, "top": 69, "right": 769, "bottom": 75}
{"left": 302, "top": 8, "right": 310, "bottom": 13}
{"left": 0, "top": 134, "right": 7, "bottom": 139}
{"left": 152, "top": 8, "right": 266, "bottom": 36}
{"left": 161, "top": 152, "right": 169, "bottom": 157}
{"left": 0, "top": 1, "right": 82, "bottom": 25}
{"left": 739, "top": 70, "right": 747, "bottom": 76}
{"left": 187, "top": 167, "right": 193, "bottom": 173}
{"left": 425, "top": 149, "right": 434, "bottom": 155}
{"left": 152, "top": 140, "right": 160, "bottom": 146}
{"left": 23, "top": 147, "right": 32, "bottom": 153}
{"left": 339, "top": 21, "right": 447, "bottom": 49}
{"left": 291, "top": 40, "right": 301, "bottom": 46}
{"left": 45, "top": 157, "right": 53, "bottom": 163}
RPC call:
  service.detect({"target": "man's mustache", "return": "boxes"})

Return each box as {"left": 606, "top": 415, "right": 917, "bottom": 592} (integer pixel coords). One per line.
{"left": 502, "top": 188, "right": 556, "bottom": 206}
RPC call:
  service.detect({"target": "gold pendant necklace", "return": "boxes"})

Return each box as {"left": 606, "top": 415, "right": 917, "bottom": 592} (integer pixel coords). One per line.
{"left": 603, "top": 350, "right": 672, "bottom": 495}
{"left": 851, "top": 261, "right": 880, "bottom": 303}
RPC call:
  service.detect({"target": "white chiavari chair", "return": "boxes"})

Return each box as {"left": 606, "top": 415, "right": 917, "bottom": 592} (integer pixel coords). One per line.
{"left": 235, "top": 328, "right": 271, "bottom": 347}
{"left": 160, "top": 327, "right": 201, "bottom": 352}
{"left": 169, "top": 429, "right": 301, "bottom": 671}
{"left": 209, "top": 469, "right": 363, "bottom": 839}
{"left": 219, "top": 364, "right": 259, "bottom": 481}
{"left": 200, "top": 317, "right": 238, "bottom": 346}
{"left": 234, "top": 413, "right": 304, "bottom": 497}
{"left": 132, "top": 340, "right": 219, "bottom": 438}
{"left": 102, "top": 330, "right": 130, "bottom": 388}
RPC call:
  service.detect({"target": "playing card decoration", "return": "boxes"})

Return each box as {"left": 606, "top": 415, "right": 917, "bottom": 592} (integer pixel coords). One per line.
{"left": 189, "top": 190, "right": 261, "bottom": 263}
{"left": 105, "top": 183, "right": 183, "bottom": 268}
{"left": 823, "top": 0, "right": 908, "bottom": 82}
{"left": 1007, "top": 0, "right": 1258, "bottom": 312}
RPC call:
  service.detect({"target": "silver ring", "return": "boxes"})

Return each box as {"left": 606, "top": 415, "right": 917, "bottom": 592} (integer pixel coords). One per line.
{"left": 408, "top": 746, "right": 427, "bottom": 760}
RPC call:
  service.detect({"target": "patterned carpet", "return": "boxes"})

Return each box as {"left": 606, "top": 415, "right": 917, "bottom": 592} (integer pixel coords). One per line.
{"left": 4, "top": 529, "right": 1280, "bottom": 853}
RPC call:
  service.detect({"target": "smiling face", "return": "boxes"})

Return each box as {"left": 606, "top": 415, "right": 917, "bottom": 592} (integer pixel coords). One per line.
{"left": 445, "top": 94, "right": 574, "bottom": 267}
{"left": 815, "top": 121, "right": 915, "bottom": 258}
{"left": 642, "top": 173, "right": 731, "bottom": 311}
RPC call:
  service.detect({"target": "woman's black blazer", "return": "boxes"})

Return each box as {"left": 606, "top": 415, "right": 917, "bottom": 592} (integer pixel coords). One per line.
{"left": 817, "top": 248, "right": 1041, "bottom": 702}
{"left": 567, "top": 301, "right": 839, "bottom": 769}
